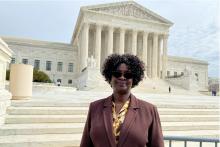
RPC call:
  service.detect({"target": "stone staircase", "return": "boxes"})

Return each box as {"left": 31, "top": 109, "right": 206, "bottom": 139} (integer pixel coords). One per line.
{"left": 0, "top": 91, "right": 219, "bottom": 147}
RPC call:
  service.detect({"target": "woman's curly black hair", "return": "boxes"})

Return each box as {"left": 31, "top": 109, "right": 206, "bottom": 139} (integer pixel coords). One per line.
{"left": 101, "top": 54, "right": 145, "bottom": 88}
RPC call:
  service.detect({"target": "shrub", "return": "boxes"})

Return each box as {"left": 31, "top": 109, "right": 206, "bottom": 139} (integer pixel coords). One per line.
{"left": 33, "top": 69, "right": 52, "bottom": 83}
{"left": 6, "top": 69, "right": 52, "bottom": 83}
{"left": 6, "top": 70, "right": 10, "bottom": 80}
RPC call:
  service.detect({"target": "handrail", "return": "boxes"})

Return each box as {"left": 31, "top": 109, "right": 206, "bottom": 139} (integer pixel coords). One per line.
{"left": 164, "top": 136, "right": 220, "bottom": 147}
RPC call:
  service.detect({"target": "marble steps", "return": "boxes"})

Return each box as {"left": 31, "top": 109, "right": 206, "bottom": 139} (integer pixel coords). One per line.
{"left": 11, "top": 94, "right": 220, "bottom": 106}
{"left": 0, "top": 123, "right": 84, "bottom": 136}
{"left": 11, "top": 101, "right": 90, "bottom": 107}
{"left": 10, "top": 101, "right": 219, "bottom": 109}
{"left": 3, "top": 106, "right": 219, "bottom": 138}
{"left": 4, "top": 114, "right": 219, "bottom": 124}
{"left": 0, "top": 132, "right": 218, "bottom": 147}
{"left": 1, "top": 93, "right": 219, "bottom": 147}
{"left": 0, "top": 134, "right": 81, "bottom": 147}
{"left": 0, "top": 122, "right": 219, "bottom": 136}
{"left": 5, "top": 115, "right": 86, "bottom": 124}
{"left": 160, "top": 115, "right": 219, "bottom": 122}
{"left": 7, "top": 106, "right": 220, "bottom": 115}
{"left": 13, "top": 95, "right": 220, "bottom": 102}
{"left": 162, "top": 125, "right": 220, "bottom": 131}
{"left": 7, "top": 107, "right": 89, "bottom": 115}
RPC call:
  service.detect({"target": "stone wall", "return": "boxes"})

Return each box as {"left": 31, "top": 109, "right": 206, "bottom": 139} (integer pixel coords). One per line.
{"left": 167, "top": 56, "right": 208, "bottom": 90}
{"left": 3, "top": 37, "right": 78, "bottom": 87}
{"left": 166, "top": 75, "right": 191, "bottom": 90}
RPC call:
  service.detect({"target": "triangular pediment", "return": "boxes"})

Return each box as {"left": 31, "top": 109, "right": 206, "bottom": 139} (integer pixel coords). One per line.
{"left": 84, "top": 1, "right": 172, "bottom": 25}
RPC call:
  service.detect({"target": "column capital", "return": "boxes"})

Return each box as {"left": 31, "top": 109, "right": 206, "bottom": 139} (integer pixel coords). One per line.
{"left": 132, "top": 29, "right": 138, "bottom": 33}
{"left": 132, "top": 29, "right": 138, "bottom": 36}
{"left": 153, "top": 32, "right": 159, "bottom": 36}
{"left": 143, "top": 31, "right": 149, "bottom": 36}
{"left": 163, "top": 34, "right": 169, "bottom": 39}
{"left": 83, "top": 22, "right": 90, "bottom": 27}
{"left": 119, "top": 27, "right": 126, "bottom": 32}
{"left": 144, "top": 30, "right": 149, "bottom": 33}
{"left": 108, "top": 25, "right": 114, "bottom": 29}
{"left": 108, "top": 26, "right": 114, "bottom": 32}
{"left": 95, "top": 23, "right": 103, "bottom": 28}
{"left": 158, "top": 35, "right": 164, "bottom": 40}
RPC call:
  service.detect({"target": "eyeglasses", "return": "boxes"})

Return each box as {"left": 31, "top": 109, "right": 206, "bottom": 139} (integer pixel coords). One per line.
{"left": 112, "top": 71, "right": 133, "bottom": 79}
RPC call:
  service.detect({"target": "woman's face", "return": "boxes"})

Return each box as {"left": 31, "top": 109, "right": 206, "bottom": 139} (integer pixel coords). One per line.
{"left": 111, "top": 63, "right": 133, "bottom": 94}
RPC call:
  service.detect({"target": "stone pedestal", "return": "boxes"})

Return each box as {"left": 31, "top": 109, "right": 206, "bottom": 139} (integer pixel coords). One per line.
{"left": 9, "top": 64, "right": 33, "bottom": 100}
{"left": 76, "top": 67, "right": 110, "bottom": 91}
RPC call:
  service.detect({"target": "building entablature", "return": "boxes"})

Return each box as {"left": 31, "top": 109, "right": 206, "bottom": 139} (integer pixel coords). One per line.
{"left": 2, "top": 37, "right": 74, "bottom": 51}
{"left": 71, "top": 1, "right": 173, "bottom": 45}
{"left": 83, "top": 10, "right": 170, "bottom": 33}
{"left": 168, "top": 56, "right": 209, "bottom": 65}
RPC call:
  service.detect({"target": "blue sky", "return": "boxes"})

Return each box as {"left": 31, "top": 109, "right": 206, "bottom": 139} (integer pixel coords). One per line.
{"left": 0, "top": 0, "right": 219, "bottom": 78}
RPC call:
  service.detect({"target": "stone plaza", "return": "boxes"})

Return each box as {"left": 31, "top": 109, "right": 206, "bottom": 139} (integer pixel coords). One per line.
{"left": 0, "top": 86, "right": 219, "bottom": 146}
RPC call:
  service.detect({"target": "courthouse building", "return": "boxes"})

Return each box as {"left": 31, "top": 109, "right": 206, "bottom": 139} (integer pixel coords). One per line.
{"left": 2, "top": 1, "right": 208, "bottom": 90}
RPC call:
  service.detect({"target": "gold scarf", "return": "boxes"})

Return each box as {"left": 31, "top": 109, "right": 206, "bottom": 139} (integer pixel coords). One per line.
{"left": 112, "top": 99, "right": 130, "bottom": 144}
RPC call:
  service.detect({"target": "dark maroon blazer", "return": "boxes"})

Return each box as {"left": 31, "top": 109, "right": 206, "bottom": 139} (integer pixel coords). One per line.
{"left": 80, "top": 94, "right": 164, "bottom": 147}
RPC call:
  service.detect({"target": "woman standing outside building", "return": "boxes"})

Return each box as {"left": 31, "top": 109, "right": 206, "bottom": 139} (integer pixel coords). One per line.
{"left": 80, "top": 54, "right": 164, "bottom": 147}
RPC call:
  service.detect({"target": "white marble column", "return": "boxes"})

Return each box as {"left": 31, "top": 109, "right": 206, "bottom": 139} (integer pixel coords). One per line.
{"left": 95, "top": 24, "right": 102, "bottom": 69}
{"left": 142, "top": 31, "right": 149, "bottom": 68}
{"left": 148, "top": 37, "right": 152, "bottom": 78}
{"left": 158, "top": 35, "right": 162, "bottom": 78}
{"left": 81, "top": 23, "right": 89, "bottom": 71}
{"left": 205, "top": 71, "right": 208, "bottom": 87}
{"left": 119, "top": 28, "right": 125, "bottom": 54}
{"left": 131, "top": 30, "right": 137, "bottom": 55}
{"left": 152, "top": 33, "right": 158, "bottom": 78}
{"left": 107, "top": 26, "right": 114, "bottom": 55}
{"left": 162, "top": 34, "right": 168, "bottom": 79}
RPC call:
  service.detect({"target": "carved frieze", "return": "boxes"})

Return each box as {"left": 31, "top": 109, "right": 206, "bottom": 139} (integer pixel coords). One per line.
{"left": 90, "top": 4, "right": 164, "bottom": 23}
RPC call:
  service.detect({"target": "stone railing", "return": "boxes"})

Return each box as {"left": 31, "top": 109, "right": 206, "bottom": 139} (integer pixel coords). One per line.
{"left": 0, "top": 38, "right": 13, "bottom": 125}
